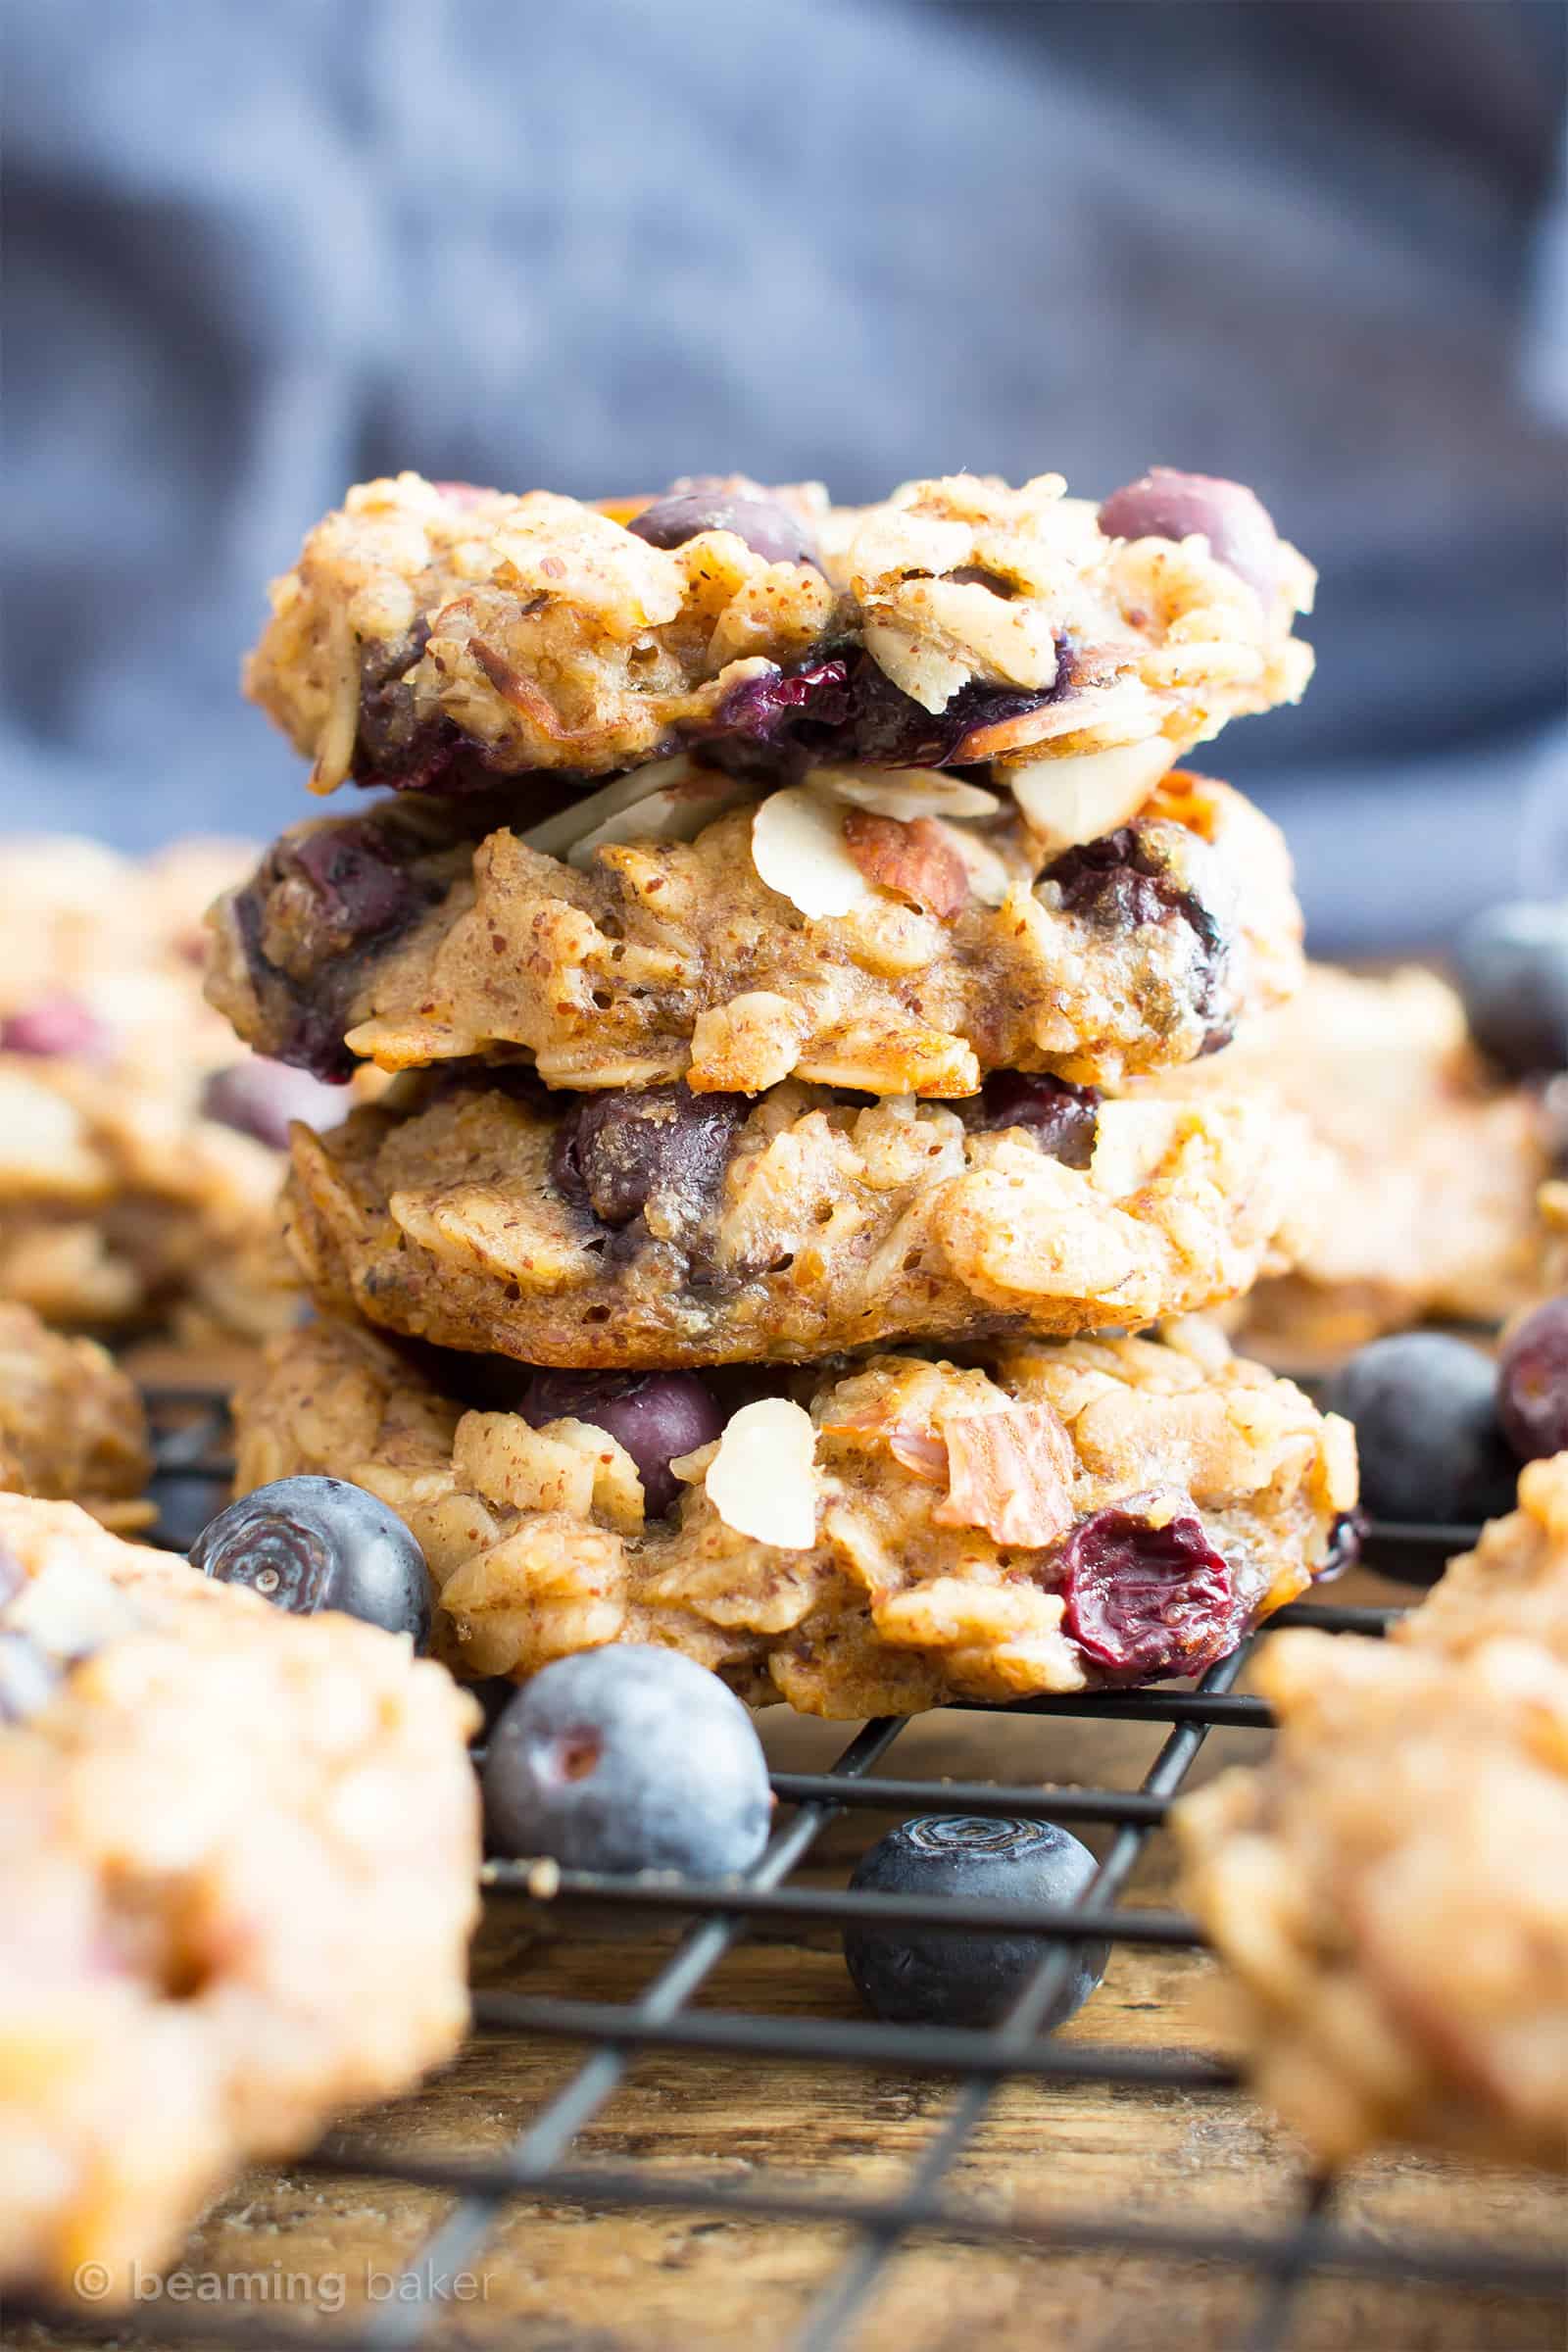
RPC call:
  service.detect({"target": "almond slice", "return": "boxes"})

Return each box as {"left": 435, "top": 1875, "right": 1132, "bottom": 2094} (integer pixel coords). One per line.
{"left": 931, "top": 1399, "right": 1077, "bottom": 1548}
{"left": 521, "top": 757, "right": 743, "bottom": 863}
{"left": 751, "top": 788, "right": 877, "bottom": 920}
{"left": 704, "top": 1398, "right": 820, "bottom": 1550}
{"left": 806, "top": 765, "right": 1001, "bottom": 822}
{"left": 1004, "top": 738, "right": 1176, "bottom": 851}
{"left": 933, "top": 819, "right": 1013, "bottom": 908}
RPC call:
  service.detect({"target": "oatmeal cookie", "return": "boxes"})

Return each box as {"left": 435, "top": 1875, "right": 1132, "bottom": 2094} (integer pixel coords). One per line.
{"left": 1395, "top": 1449, "right": 1568, "bottom": 1667}
{"left": 1209, "top": 965, "right": 1553, "bottom": 1364}
{"left": 281, "top": 1067, "right": 1313, "bottom": 1368}
{"left": 206, "top": 768, "right": 1303, "bottom": 1094}
{"left": 0, "top": 1493, "right": 479, "bottom": 2301}
{"left": 245, "top": 467, "right": 1314, "bottom": 797}
{"left": 0, "top": 835, "right": 349, "bottom": 1334}
{"left": 1177, "top": 1625, "right": 1568, "bottom": 2172}
{"left": 232, "top": 1314, "right": 1355, "bottom": 1716}
{"left": 0, "top": 1304, "right": 151, "bottom": 1534}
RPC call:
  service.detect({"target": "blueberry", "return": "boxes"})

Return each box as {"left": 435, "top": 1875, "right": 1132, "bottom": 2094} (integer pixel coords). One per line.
{"left": 1058, "top": 1504, "right": 1238, "bottom": 1682}
{"left": 0, "top": 994, "right": 112, "bottom": 1059}
{"left": 1098, "top": 467, "right": 1282, "bottom": 605}
{"left": 964, "top": 1071, "right": 1100, "bottom": 1168}
{"left": 628, "top": 478, "right": 819, "bottom": 568}
{"left": 551, "top": 1084, "right": 745, "bottom": 1228}
{"left": 200, "top": 1057, "right": 346, "bottom": 1150}
{"left": 190, "top": 1475, "right": 432, "bottom": 1646}
{"left": 1324, "top": 1333, "right": 1517, "bottom": 1525}
{"left": 843, "top": 1816, "right": 1107, "bottom": 2031}
{"left": 515, "top": 1369, "right": 722, "bottom": 1517}
{"left": 482, "top": 1644, "right": 772, "bottom": 1875}
{"left": 1453, "top": 902, "right": 1568, "bottom": 1079}
{"left": 1496, "top": 1295, "right": 1568, "bottom": 1464}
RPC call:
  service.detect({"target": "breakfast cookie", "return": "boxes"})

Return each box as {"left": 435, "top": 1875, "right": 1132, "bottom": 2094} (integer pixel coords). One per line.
{"left": 245, "top": 467, "right": 1314, "bottom": 797}
{"left": 281, "top": 1067, "right": 1313, "bottom": 1368}
{"left": 0, "top": 835, "right": 345, "bottom": 1334}
{"left": 206, "top": 767, "right": 1303, "bottom": 1094}
{"left": 1177, "top": 1619, "right": 1568, "bottom": 2172}
{"left": 0, "top": 1493, "right": 479, "bottom": 2302}
{"left": 232, "top": 1313, "right": 1355, "bottom": 1716}
{"left": 1213, "top": 965, "right": 1553, "bottom": 1364}
{"left": 0, "top": 1304, "right": 151, "bottom": 1534}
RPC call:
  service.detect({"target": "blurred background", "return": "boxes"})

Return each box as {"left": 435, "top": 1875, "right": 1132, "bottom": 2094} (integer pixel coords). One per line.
{"left": 4, "top": 0, "right": 1565, "bottom": 949}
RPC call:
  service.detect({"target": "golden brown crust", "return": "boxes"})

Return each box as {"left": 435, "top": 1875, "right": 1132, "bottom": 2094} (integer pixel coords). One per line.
{"left": 280, "top": 1072, "right": 1313, "bottom": 1367}
{"left": 208, "top": 771, "right": 1303, "bottom": 1096}
{"left": 0, "top": 1303, "right": 151, "bottom": 1533}
{"left": 232, "top": 1315, "right": 1354, "bottom": 1716}
{"left": 1177, "top": 1462, "right": 1568, "bottom": 2172}
{"left": 0, "top": 1494, "right": 479, "bottom": 2300}
{"left": 245, "top": 470, "right": 1314, "bottom": 792}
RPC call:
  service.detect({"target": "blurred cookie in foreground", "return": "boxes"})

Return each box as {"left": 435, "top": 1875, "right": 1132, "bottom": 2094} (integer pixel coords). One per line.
{"left": 231, "top": 1312, "right": 1354, "bottom": 1716}
{"left": 1177, "top": 1461, "right": 1568, "bottom": 2172}
{"left": 0, "top": 1303, "right": 151, "bottom": 1534}
{"left": 1217, "top": 963, "right": 1554, "bottom": 1367}
{"left": 0, "top": 1493, "right": 479, "bottom": 2304}
{"left": 0, "top": 835, "right": 343, "bottom": 1338}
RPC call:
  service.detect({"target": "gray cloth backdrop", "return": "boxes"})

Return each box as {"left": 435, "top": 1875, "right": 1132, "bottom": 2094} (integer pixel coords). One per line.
{"left": 4, "top": 0, "right": 1565, "bottom": 947}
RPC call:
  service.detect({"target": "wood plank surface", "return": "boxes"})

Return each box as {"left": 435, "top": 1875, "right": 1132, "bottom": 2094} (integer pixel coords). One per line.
{"left": 11, "top": 1569, "right": 1566, "bottom": 2352}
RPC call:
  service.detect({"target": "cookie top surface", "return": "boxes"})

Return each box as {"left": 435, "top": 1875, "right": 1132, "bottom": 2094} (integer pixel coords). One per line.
{"left": 246, "top": 467, "right": 1314, "bottom": 795}
{"left": 233, "top": 1313, "right": 1354, "bottom": 1718}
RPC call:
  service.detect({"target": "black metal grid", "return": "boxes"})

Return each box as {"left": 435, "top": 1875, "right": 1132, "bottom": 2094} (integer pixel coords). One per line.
{"left": 17, "top": 1389, "right": 1563, "bottom": 2352}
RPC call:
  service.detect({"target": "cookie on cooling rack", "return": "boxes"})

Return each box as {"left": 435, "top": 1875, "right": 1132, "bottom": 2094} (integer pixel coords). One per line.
{"left": 279, "top": 1060, "right": 1313, "bottom": 1368}
{"left": 0, "top": 1302, "right": 151, "bottom": 1534}
{"left": 0, "top": 834, "right": 350, "bottom": 1340}
{"left": 0, "top": 1493, "right": 479, "bottom": 2303}
{"left": 1213, "top": 964, "right": 1554, "bottom": 1365}
{"left": 1177, "top": 1461, "right": 1568, "bottom": 2172}
{"left": 207, "top": 766, "right": 1303, "bottom": 1096}
{"left": 232, "top": 1312, "right": 1355, "bottom": 1716}
{"left": 243, "top": 466, "right": 1314, "bottom": 795}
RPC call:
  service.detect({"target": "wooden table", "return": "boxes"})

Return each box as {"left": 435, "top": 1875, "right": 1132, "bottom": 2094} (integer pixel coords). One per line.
{"left": 14, "top": 1570, "right": 1566, "bottom": 2352}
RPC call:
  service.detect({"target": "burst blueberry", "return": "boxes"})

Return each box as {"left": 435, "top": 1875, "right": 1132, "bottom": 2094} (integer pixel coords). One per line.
{"left": 482, "top": 1644, "right": 772, "bottom": 1876}
{"left": 190, "top": 1476, "right": 432, "bottom": 1646}
{"left": 843, "top": 1816, "right": 1108, "bottom": 2030}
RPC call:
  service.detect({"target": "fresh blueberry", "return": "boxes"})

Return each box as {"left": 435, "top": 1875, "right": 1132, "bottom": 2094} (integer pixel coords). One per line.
{"left": 515, "top": 1369, "right": 722, "bottom": 1517}
{"left": 482, "top": 1644, "right": 772, "bottom": 1875}
{"left": 843, "top": 1816, "right": 1107, "bottom": 2031}
{"left": 190, "top": 1475, "right": 432, "bottom": 1647}
{"left": 1496, "top": 1295, "right": 1568, "bottom": 1464}
{"left": 200, "top": 1057, "right": 346, "bottom": 1150}
{"left": 1453, "top": 902, "right": 1568, "bottom": 1079}
{"left": 1058, "top": 1504, "right": 1238, "bottom": 1682}
{"left": 628, "top": 478, "right": 819, "bottom": 568}
{"left": 0, "top": 994, "right": 112, "bottom": 1059}
{"left": 1324, "top": 1333, "right": 1518, "bottom": 1525}
{"left": 1098, "top": 468, "right": 1282, "bottom": 605}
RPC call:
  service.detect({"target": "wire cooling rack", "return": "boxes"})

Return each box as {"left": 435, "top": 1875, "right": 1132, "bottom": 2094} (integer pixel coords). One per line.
{"left": 16, "top": 1387, "right": 1564, "bottom": 2352}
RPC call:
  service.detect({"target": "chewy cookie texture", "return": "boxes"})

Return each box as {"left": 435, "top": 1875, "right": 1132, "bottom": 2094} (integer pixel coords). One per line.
{"left": 233, "top": 1314, "right": 1354, "bottom": 1717}
{"left": 211, "top": 457, "right": 1343, "bottom": 1713}
{"left": 0, "top": 1493, "right": 479, "bottom": 2302}
{"left": 1178, "top": 1455, "right": 1568, "bottom": 2173}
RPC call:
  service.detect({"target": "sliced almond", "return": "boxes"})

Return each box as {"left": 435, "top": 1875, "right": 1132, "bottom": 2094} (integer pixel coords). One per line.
{"left": 1004, "top": 738, "right": 1175, "bottom": 851}
{"left": 806, "top": 765, "right": 1001, "bottom": 822}
{"left": 703, "top": 1397, "right": 819, "bottom": 1550}
{"left": 1088, "top": 1100, "right": 1186, "bottom": 1199}
{"left": 521, "top": 758, "right": 741, "bottom": 863}
{"left": 932, "top": 820, "right": 1013, "bottom": 907}
{"left": 751, "top": 788, "right": 877, "bottom": 920}
{"left": 931, "top": 1399, "right": 1077, "bottom": 1548}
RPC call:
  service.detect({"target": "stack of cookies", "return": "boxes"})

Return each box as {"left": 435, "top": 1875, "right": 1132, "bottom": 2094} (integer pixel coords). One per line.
{"left": 210, "top": 464, "right": 1356, "bottom": 1715}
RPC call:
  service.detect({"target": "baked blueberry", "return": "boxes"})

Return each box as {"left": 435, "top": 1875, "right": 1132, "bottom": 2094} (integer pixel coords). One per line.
{"left": 1453, "top": 901, "right": 1568, "bottom": 1079}
{"left": 190, "top": 1476, "right": 432, "bottom": 1647}
{"left": 1058, "top": 1503, "right": 1238, "bottom": 1682}
{"left": 0, "top": 994, "right": 112, "bottom": 1059}
{"left": 843, "top": 1816, "right": 1107, "bottom": 2030}
{"left": 514, "top": 1369, "right": 722, "bottom": 1516}
{"left": 628, "top": 478, "right": 819, "bottom": 569}
{"left": 1496, "top": 1296, "right": 1568, "bottom": 1464}
{"left": 964, "top": 1071, "right": 1100, "bottom": 1168}
{"left": 1098, "top": 467, "right": 1282, "bottom": 606}
{"left": 1324, "top": 1333, "right": 1517, "bottom": 1525}
{"left": 482, "top": 1644, "right": 772, "bottom": 1875}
